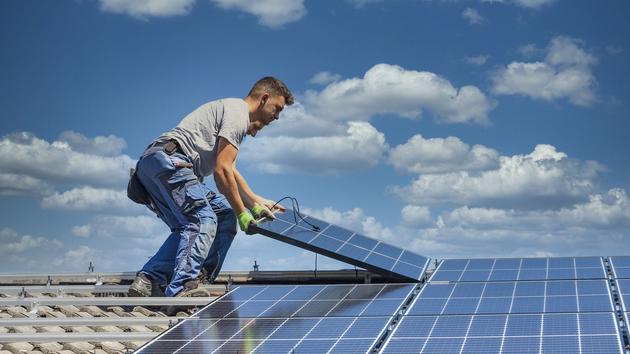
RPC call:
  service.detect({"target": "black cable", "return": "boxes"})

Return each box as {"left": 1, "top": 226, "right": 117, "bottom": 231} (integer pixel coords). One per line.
{"left": 270, "top": 196, "right": 320, "bottom": 232}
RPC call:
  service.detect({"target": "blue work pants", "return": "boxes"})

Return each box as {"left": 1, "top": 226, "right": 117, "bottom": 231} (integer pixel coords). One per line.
{"left": 136, "top": 147, "right": 236, "bottom": 296}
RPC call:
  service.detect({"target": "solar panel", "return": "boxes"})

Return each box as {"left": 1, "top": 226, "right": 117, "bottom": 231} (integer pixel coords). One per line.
{"left": 609, "top": 256, "right": 630, "bottom": 278}
{"left": 404, "top": 280, "right": 615, "bottom": 315}
{"left": 137, "top": 284, "right": 414, "bottom": 353}
{"left": 249, "top": 209, "right": 431, "bottom": 282}
{"left": 616, "top": 279, "right": 630, "bottom": 313}
{"left": 381, "top": 313, "right": 624, "bottom": 354}
{"left": 430, "top": 257, "right": 607, "bottom": 282}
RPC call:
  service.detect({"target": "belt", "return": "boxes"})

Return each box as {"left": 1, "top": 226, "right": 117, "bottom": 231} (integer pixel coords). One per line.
{"left": 150, "top": 139, "right": 185, "bottom": 156}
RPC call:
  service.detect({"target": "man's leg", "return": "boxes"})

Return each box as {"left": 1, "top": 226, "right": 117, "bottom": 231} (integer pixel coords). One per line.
{"left": 202, "top": 192, "right": 237, "bottom": 283}
{"left": 133, "top": 150, "right": 215, "bottom": 297}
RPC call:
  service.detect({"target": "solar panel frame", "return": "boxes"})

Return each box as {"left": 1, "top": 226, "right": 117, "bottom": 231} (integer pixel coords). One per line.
{"left": 249, "top": 210, "right": 431, "bottom": 282}
{"left": 137, "top": 284, "right": 415, "bottom": 354}
{"left": 380, "top": 313, "right": 626, "bottom": 354}
{"left": 429, "top": 257, "right": 607, "bottom": 282}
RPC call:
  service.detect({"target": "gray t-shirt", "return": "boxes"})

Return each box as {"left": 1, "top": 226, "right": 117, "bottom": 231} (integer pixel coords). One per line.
{"left": 158, "top": 98, "right": 249, "bottom": 177}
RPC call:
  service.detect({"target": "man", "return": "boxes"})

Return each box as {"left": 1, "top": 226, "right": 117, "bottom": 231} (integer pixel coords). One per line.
{"left": 127, "top": 77, "right": 293, "bottom": 297}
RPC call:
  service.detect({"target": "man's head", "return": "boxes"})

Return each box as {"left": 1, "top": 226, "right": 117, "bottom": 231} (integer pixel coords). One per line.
{"left": 245, "top": 77, "right": 294, "bottom": 137}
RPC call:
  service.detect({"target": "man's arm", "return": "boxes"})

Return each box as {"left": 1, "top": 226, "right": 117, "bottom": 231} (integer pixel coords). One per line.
{"left": 232, "top": 164, "right": 257, "bottom": 210}
{"left": 233, "top": 165, "right": 286, "bottom": 213}
{"left": 213, "top": 137, "right": 247, "bottom": 216}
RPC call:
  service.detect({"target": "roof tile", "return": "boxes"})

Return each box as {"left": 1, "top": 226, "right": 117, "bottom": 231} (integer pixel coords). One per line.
{"left": 98, "top": 341, "right": 126, "bottom": 353}
{"left": 62, "top": 342, "right": 95, "bottom": 353}
{"left": 2, "top": 342, "right": 34, "bottom": 354}
{"left": 33, "top": 342, "right": 64, "bottom": 354}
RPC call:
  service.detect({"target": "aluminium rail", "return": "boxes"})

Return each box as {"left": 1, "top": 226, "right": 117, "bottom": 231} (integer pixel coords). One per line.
{"left": 0, "top": 283, "right": 227, "bottom": 295}
{"left": 0, "top": 296, "right": 218, "bottom": 307}
{"left": 0, "top": 317, "right": 185, "bottom": 327}
{"left": 0, "top": 269, "right": 388, "bottom": 286}
{"left": 0, "top": 332, "right": 157, "bottom": 343}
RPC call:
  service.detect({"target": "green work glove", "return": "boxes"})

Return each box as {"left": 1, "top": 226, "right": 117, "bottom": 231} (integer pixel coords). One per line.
{"left": 237, "top": 211, "right": 256, "bottom": 234}
{"left": 251, "top": 203, "right": 275, "bottom": 220}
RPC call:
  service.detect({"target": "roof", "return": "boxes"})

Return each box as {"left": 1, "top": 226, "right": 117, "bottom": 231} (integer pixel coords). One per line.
{"left": 0, "top": 269, "right": 393, "bottom": 353}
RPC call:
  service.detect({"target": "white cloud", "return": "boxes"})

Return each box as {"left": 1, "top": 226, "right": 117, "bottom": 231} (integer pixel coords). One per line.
{"left": 260, "top": 102, "right": 347, "bottom": 138}
{"left": 462, "top": 8, "right": 484, "bottom": 25}
{"left": 441, "top": 188, "right": 630, "bottom": 230}
{"left": 388, "top": 134, "right": 500, "bottom": 174}
{"left": 465, "top": 55, "right": 489, "bottom": 66}
{"left": 405, "top": 224, "right": 626, "bottom": 260}
{"left": 41, "top": 187, "right": 144, "bottom": 214}
{"left": 517, "top": 43, "right": 541, "bottom": 58}
{"left": 511, "top": 0, "right": 555, "bottom": 8}
{"left": 0, "top": 132, "right": 135, "bottom": 189}
{"left": 211, "top": 0, "right": 306, "bottom": 28}
{"left": 98, "top": 0, "right": 195, "bottom": 19}
{"left": 244, "top": 63, "right": 495, "bottom": 175}
{"left": 310, "top": 71, "right": 342, "bottom": 85}
{"left": 480, "top": 0, "right": 555, "bottom": 9}
{"left": 605, "top": 45, "right": 623, "bottom": 55}
{"left": 0, "top": 173, "right": 53, "bottom": 196}
{"left": 241, "top": 121, "right": 388, "bottom": 174}
{"left": 52, "top": 246, "right": 99, "bottom": 269}
{"left": 0, "top": 228, "right": 62, "bottom": 254}
{"left": 71, "top": 215, "right": 166, "bottom": 240}
{"left": 492, "top": 36, "right": 598, "bottom": 106}
{"left": 305, "top": 63, "right": 495, "bottom": 125}
{"left": 304, "top": 206, "right": 394, "bottom": 242}
{"left": 58, "top": 131, "right": 127, "bottom": 157}
{"left": 401, "top": 205, "right": 434, "bottom": 227}
{"left": 347, "top": 0, "right": 383, "bottom": 8}
{"left": 392, "top": 144, "right": 604, "bottom": 209}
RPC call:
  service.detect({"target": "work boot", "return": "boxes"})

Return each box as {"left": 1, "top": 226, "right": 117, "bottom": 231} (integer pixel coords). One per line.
{"left": 163, "top": 279, "right": 211, "bottom": 316}
{"left": 128, "top": 273, "right": 152, "bottom": 297}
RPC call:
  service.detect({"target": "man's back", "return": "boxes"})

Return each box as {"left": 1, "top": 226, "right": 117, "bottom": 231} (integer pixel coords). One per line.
{"left": 160, "top": 98, "right": 249, "bottom": 177}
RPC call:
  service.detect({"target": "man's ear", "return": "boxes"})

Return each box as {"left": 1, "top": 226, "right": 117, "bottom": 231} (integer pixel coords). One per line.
{"left": 260, "top": 93, "right": 270, "bottom": 106}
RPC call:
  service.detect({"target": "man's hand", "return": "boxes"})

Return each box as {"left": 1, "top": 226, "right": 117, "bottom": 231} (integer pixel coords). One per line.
{"left": 237, "top": 211, "right": 256, "bottom": 234}
{"left": 257, "top": 197, "right": 286, "bottom": 213}
{"left": 251, "top": 203, "right": 275, "bottom": 220}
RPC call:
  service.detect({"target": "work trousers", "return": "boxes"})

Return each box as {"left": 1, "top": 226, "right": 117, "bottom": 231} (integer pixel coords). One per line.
{"left": 136, "top": 147, "right": 236, "bottom": 296}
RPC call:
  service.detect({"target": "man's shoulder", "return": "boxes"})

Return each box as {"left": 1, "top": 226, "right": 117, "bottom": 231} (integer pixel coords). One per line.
{"left": 218, "top": 98, "right": 247, "bottom": 111}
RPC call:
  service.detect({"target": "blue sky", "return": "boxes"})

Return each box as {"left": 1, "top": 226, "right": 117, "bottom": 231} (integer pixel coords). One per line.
{"left": 1, "top": 0, "right": 629, "bottom": 273}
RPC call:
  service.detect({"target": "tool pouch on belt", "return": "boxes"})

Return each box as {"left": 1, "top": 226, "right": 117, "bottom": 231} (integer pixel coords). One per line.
{"left": 127, "top": 168, "right": 151, "bottom": 205}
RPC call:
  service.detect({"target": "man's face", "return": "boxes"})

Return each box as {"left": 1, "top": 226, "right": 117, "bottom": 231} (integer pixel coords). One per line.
{"left": 248, "top": 94, "right": 286, "bottom": 137}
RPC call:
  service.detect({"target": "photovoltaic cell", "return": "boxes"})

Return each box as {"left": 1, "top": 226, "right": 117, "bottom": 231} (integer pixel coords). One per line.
{"left": 381, "top": 313, "right": 624, "bottom": 354}
{"left": 249, "top": 209, "right": 431, "bottom": 281}
{"left": 430, "top": 257, "right": 606, "bottom": 282}
{"left": 616, "top": 279, "right": 630, "bottom": 312}
{"left": 609, "top": 256, "right": 630, "bottom": 278}
{"left": 404, "top": 280, "right": 614, "bottom": 316}
{"left": 137, "top": 284, "right": 414, "bottom": 353}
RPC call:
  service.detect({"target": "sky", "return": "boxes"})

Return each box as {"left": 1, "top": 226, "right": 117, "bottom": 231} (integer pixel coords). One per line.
{"left": 1, "top": 0, "right": 629, "bottom": 274}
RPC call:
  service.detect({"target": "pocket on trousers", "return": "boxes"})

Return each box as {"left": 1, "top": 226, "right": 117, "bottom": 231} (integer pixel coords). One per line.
{"left": 170, "top": 180, "right": 207, "bottom": 215}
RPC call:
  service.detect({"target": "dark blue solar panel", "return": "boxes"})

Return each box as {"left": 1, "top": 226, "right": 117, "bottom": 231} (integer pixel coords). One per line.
{"left": 610, "top": 256, "right": 630, "bottom": 279}
{"left": 616, "top": 279, "right": 630, "bottom": 312}
{"left": 406, "top": 280, "right": 613, "bottom": 315}
{"left": 250, "top": 209, "right": 431, "bottom": 281}
{"left": 461, "top": 337, "right": 502, "bottom": 354}
{"left": 432, "top": 257, "right": 606, "bottom": 282}
{"left": 382, "top": 313, "right": 624, "bottom": 354}
{"left": 502, "top": 336, "right": 540, "bottom": 354}
{"left": 505, "top": 314, "right": 541, "bottom": 336}
{"left": 138, "top": 284, "right": 414, "bottom": 354}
